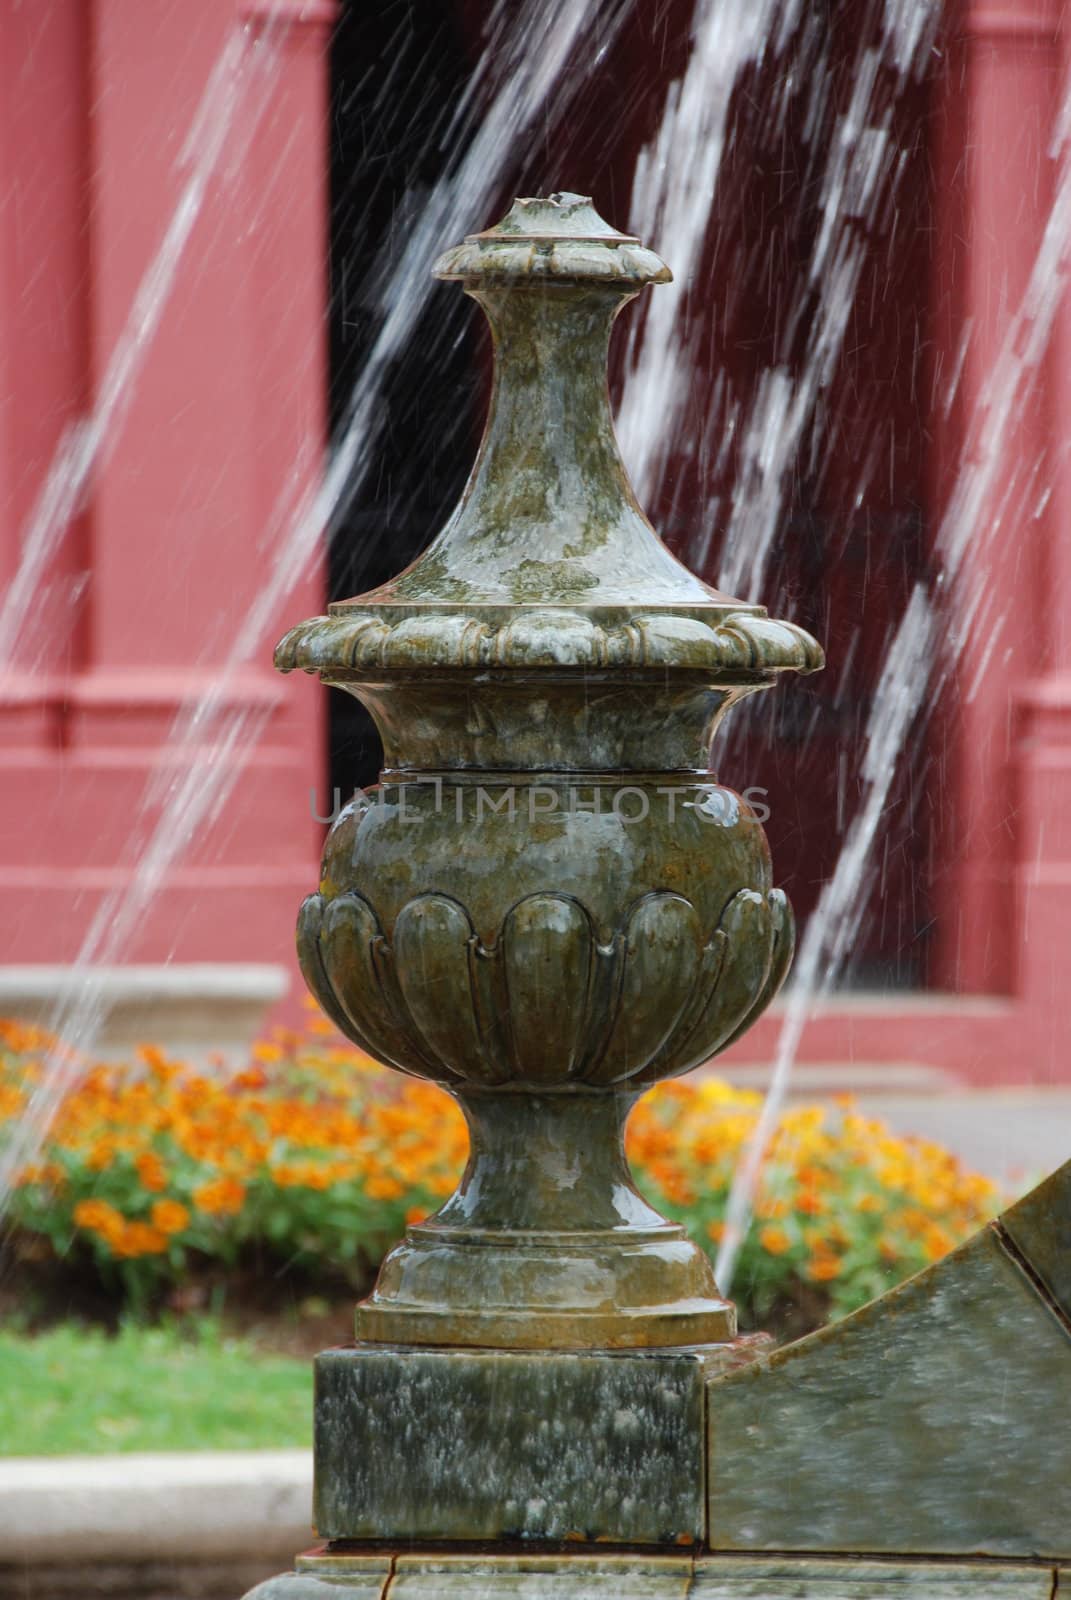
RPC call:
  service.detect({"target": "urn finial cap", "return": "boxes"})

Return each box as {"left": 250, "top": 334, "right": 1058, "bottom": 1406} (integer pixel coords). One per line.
{"left": 433, "top": 192, "right": 671, "bottom": 286}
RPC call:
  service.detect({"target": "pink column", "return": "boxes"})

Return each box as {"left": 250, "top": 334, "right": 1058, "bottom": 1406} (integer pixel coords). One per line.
{"left": 0, "top": 1, "right": 89, "bottom": 741}
{"left": 0, "top": 0, "right": 332, "bottom": 1010}
{"left": 1013, "top": 2, "right": 1071, "bottom": 1068}
{"left": 930, "top": 0, "right": 1061, "bottom": 1007}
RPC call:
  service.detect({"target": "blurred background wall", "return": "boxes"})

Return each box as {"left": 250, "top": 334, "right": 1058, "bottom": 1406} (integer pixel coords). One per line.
{"left": 1, "top": 0, "right": 1069, "bottom": 1083}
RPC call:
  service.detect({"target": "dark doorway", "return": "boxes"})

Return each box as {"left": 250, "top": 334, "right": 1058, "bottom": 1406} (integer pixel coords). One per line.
{"left": 326, "top": 0, "right": 480, "bottom": 799}
{"left": 325, "top": 0, "right": 934, "bottom": 988}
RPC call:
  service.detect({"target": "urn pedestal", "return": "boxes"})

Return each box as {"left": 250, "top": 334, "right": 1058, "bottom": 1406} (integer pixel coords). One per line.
{"left": 263, "top": 193, "right": 821, "bottom": 1572}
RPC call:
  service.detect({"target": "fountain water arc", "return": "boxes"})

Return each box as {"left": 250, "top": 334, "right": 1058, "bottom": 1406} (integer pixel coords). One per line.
{"left": 0, "top": 0, "right": 623, "bottom": 1212}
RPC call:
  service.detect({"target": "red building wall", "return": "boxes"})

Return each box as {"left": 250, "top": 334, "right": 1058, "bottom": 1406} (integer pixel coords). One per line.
{"left": 0, "top": 0, "right": 328, "bottom": 993}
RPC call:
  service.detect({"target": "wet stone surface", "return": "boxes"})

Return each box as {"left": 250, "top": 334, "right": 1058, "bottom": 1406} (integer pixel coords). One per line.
{"left": 244, "top": 1553, "right": 1065, "bottom": 1599}
{"left": 689, "top": 1559, "right": 1058, "bottom": 1598}
{"left": 245, "top": 1568, "right": 390, "bottom": 1600}
{"left": 707, "top": 1224, "right": 1071, "bottom": 1559}
{"left": 386, "top": 1553, "right": 693, "bottom": 1599}
{"left": 313, "top": 1342, "right": 751, "bottom": 1545}
{"left": 999, "top": 1157, "right": 1071, "bottom": 1322}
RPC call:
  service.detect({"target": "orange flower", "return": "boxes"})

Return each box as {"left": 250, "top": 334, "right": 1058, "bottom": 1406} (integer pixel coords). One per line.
{"left": 805, "top": 1252, "right": 842, "bottom": 1282}
{"left": 86, "top": 1139, "right": 117, "bottom": 1173}
{"left": 759, "top": 1225, "right": 791, "bottom": 1256}
{"left": 922, "top": 1222, "right": 953, "bottom": 1262}
{"left": 797, "top": 1165, "right": 832, "bottom": 1190}
{"left": 366, "top": 1174, "right": 405, "bottom": 1201}
{"left": 193, "top": 1176, "right": 246, "bottom": 1216}
{"left": 113, "top": 1220, "right": 168, "bottom": 1257}
{"left": 137, "top": 1044, "right": 170, "bottom": 1073}
{"left": 233, "top": 1065, "right": 267, "bottom": 1089}
{"left": 796, "top": 1190, "right": 825, "bottom": 1216}
{"left": 73, "top": 1198, "right": 124, "bottom": 1237}
{"left": 150, "top": 1199, "right": 190, "bottom": 1236}
{"left": 0, "top": 1084, "right": 25, "bottom": 1119}
{"left": 136, "top": 1152, "right": 168, "bottom": 1192}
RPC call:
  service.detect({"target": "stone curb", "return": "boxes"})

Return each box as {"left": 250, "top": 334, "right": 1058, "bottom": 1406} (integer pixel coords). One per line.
{"left": 0, "top": 1450, "right": 313, "bottom": 1564}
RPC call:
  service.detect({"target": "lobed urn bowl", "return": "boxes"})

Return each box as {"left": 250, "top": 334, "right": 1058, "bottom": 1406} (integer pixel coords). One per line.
{"left": 276, "top": 193, "right": 822, "bottom": 1350}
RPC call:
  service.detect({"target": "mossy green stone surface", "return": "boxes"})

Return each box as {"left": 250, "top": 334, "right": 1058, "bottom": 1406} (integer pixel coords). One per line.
{"left": 706, "top": 1218, "right": 1071, "bottom": 1558}
{"left": 999, "top": 1156, "right": 1071, "bottom": 1321}
{"left": 313, "top": 1341, "right": 762, "bottom": 1545}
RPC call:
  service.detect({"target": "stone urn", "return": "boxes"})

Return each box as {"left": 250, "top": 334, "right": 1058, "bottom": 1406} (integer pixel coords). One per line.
{"left": 276, "top": 193, "right": 822, "bottom": 1355}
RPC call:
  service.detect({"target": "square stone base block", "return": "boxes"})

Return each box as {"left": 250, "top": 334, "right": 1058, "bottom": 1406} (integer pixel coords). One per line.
{"left": 314, "top": 1340, "right": 764, "bottom": 1546}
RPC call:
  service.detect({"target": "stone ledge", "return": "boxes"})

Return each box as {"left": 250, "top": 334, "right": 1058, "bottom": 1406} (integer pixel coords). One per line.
{"left": 248, "top": 1550, "right": 1065, "bottom": 1598}
{"left": 0, "top": 1451, "right": 312, "bottom": 1565}
{"left": 0, "top": 964, "right": 288, "bottom": 1067}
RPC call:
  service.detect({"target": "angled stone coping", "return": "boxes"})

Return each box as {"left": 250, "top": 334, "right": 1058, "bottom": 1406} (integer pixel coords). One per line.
{"left": 707, "top": 1159, "right": 1071, "bottom": 1560}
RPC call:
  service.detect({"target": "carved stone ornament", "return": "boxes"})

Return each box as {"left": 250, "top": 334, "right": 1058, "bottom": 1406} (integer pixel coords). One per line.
{"left": 276, "top": 192, "right": 823, "bottom": 1351}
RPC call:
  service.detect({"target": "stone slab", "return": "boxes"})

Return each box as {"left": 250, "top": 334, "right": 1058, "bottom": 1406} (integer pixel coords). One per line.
{"left": 691, "top": 1558, "right": 1055, "bottom": 1597}
{"left": 244, "top": 1554, "right": 1058, "bottom": 1599}
{"left": 245, "top": 1567, "right": 389, "bottom": 1600}
{"left": 389, "top": 1553, "right": 693, "bottom": 1599}
{"left": 707, "top": 1226, "right": 1071, "bottom": 1558}
{"left": 314, "top": 1342, "right": 757, "bottom": 1545}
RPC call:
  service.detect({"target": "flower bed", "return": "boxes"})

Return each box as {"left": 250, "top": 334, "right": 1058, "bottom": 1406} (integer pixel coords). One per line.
{"left": 0, "top": 1017, "right": 1004, "bottom": 1331}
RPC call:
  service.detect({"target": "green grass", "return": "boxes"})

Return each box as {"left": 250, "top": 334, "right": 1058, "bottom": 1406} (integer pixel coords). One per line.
{"left": 0, "top": 1321, "right": 312, "bottom": 1455}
